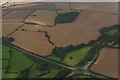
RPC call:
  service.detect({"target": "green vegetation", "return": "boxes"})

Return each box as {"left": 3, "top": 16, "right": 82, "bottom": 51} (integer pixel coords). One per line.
{"left": 41, "top": 68, "right": 62, "bottom": 78}
{"left": 27, "top": 64, "right": 42, "bottom": 78}
{"left": 3, "top": 73, "right": 18, "bottom": 78}
{"left": 2, "top": 45, "right": 10, "bottom": 58}
{"left": 2, "top": 60, "right": 9, "bottom": 69}
{"left": 63, "top": 46, "right": 91, "bottom": 66}
{"left": 46, "top": 56, "right": 61, "bottom": 62}
{"left": 55, "top": 11, "right": 79, "bottom": 23}
{"left": 105, "top": 29, "right": 118, "bottom": 36}
{"left": 72, "top": 75, "right": 90, "bottom": 78}
{"left": 8, "top": 49, "right": 35, "bottom": 72}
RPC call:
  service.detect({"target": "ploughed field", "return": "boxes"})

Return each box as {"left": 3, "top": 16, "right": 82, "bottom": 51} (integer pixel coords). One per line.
{"left": 2, "top": 2, "right": 119, "bottom": 78}
{"left": 91, "top": 48, "right": 118, "bottom": 78}
{"left": 9, "top": 31, "right": 54, "bottom": 56}
{"left": 2, "top": 2, "right": 118, "bottom": 59}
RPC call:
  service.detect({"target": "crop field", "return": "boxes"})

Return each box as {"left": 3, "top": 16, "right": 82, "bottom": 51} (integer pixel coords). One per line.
{"left": 63, "top": 46, "right": 91, "bottom": 66}
{"left": 2, "top": 22, "right": 23, "bottom": 37}
{"left": 67, "top": 2, "right": 118, "bottom": 14}
{"left": 25, "top": 10, "right": 57, "bottom": 26}
{"left": 91, "top": 48, "right": 118, "bottom": 78}
{"left": 2, "top": 2, "right": 119, "bottom": 78}
{"left": 2, "top": 9, "right": 11, "bottom": 16}
{"left": 55, "top": 3, "right": 71, "bottom": 10}
{"left": 7, "top": 2, "right": 55, "bottom": 10}
{"left": 3, "top": 10, "right": 33, "bottom": 22}
{"left": 39, "top": 11, "right": 117, "bottom": 47}
{"left": 9, "top": 31, "right": 54, "bottom": 56}
{"left": 19, "top": 24, "right": 48, "bottom": 31}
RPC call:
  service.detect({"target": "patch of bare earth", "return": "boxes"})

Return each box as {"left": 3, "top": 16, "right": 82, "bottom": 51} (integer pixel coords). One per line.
{"left": 91, "top": 48, "right": 118, "bottom": 78}
{"left": 9, "top": 31, "right": 54, "bottom": 56}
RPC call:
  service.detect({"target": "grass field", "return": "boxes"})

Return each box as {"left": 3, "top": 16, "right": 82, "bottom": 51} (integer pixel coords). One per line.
{"left": 46, "top": 56, "right": 61, "bottom": 62}
{"left": 27, "top": 64, "right": 42, "bottom": 78}
{"left": 41, "top": 68, "right": 62, "bottom": 78}
{"left": 105, "top": 29, "right": 118, "bottom": 36}
{"left": 63, "top": 46, "right": 91, "bottom": 66}
{"left": 3, "top": 73, "right": 18, "bottom": 78}
{"left": 2, "top": 45, "right": 10, "bottom": 69}
{"left": 8, "top": 49, "right": 35, "bottom": 72}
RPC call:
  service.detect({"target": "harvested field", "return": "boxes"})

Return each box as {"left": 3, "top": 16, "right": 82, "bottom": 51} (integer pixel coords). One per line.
{"left": 25, "top": 10, "right": 57, "bottom": 26}
{"left": 38, "top": 11, "right": 118, "bottom": 47}
{"left": 91, "top": 48, "right": 118, "bottom": 78}
{"left": 70, "top": 2, "right": 118, "bottom": 14}
{"left": 3, "top": 10, "right": 34, "bottom": 22}
{"left": 2, "top": 9, "right": 11, "bottom": 16}
{"left": 19, "top": 24, "right": 49, "bottom": 31}
{"left": 6, "top": 2, "right": 55, "bottom": 10}
{"left": 2, "top": 22, "right": 23, "bottom": 37}
{"left": 55, "top": 2, "right": 71, "bottom": 10}
{"left": 9, "top": 31, "right": 54, "bottom": 56}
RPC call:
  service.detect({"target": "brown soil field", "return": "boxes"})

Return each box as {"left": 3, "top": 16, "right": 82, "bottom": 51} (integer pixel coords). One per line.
{"left": 91, "top": 48, "right": 118, "bottom": 78}
{"left": 35, "top": 11, "right": 117, "bottom": 47}
{"left": 55, "top": 2, "right": 71, "bottom": 10}
{"left": 3, "top": 10, "right": 34, "bottom": 22}
{"left": 70, "top": 2, "right": 118, "bottom": 14}
{"left": 19, "top": 24, "right": 48, "bottom": 31}
{"left": 2, "top": 22, "right": 23, "bottom": 37}
{"left": 5, "top": 2, "right": 55, "bottom": 10}
{"left": 2, "top": 9, "right": 11, "bottom": 16}
{"left": 25, "top": 10, "right": 57, "bottom": 26}
{"left": 9, "top": 31, "right": 54, "bottom": 56}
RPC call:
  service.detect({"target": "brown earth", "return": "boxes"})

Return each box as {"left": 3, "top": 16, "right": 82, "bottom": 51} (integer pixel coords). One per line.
{"left": 9, "top": 31, "right": 54, "bottom": 56}
{"left": 25, "top": 10, "right": 57, "bottom": 26}
{"left": 2, "top": 22, "right": 23, "bottom": 37}
{"left": 63, "top": 2, "right": 118, "bottom": 14}
{"left": 37, "top": 11, "right": 117, "bottom": 47}
{"left": 3, "top": 10, "right": 34, "bottom": 22}
{"left": 4, "top": 2, "right": 55, "bottom": 10}
{"left": 91, "top": 48, "right": 118, "bottom": 78}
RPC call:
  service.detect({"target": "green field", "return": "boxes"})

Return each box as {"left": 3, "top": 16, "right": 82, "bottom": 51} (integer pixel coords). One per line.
{"left": 27, "top": 64, "right": 43, "bottom": 78}
{"left": 8, "top": 49, "right": 35, "bottom": 72}
{"left": 105, "top": 29, "right": 118, "bottom": 36}
{"left": 46, "top": 56, "right": 61, "bottom": 62}
{"left": 63, "top": 46, "right": 91, "bottom": 66}
{"left": 2, "top": 45, "right": 60, "bottom": 78}
{"left": 2, "top": 73, "right": 18, "bottom": 78}
{"left": 2, "top": 45, "right": 10, "bottom": 58}
{"left": 41, "top": 68, "right": 62, "bottom": 78}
